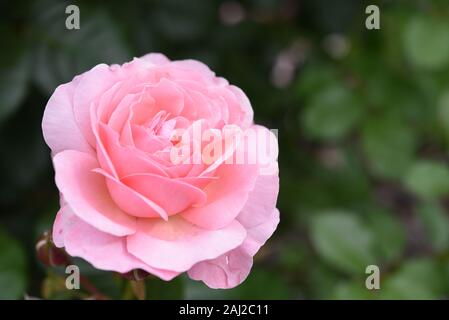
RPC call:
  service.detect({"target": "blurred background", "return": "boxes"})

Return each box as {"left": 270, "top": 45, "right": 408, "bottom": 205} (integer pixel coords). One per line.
{"left": 1, "top": 0, "right": 449, "bottom": 299}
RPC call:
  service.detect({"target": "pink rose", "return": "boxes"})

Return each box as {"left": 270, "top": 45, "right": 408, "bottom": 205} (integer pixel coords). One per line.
{"left": 42, "top": 53, "right": 279, "bottom": 289}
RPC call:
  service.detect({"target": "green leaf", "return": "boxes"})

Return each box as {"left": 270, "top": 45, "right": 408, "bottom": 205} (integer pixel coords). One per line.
{"left": 417, "top": 202, "right": 449, "bottom": 251}
{"left": 302, "top": 85, "right": 362, "bottom": 140}
{"left": 361, "top": 116, "right": 415, "bottom": 179}
{"left": 366, "top": 210, "right": 405, "bottom": 263}
{"left": 0, "top": 229, "right": 27, "bottom": 299}
{"left": 403, "top": 15, "right": 449, "bottom": 70}
{"left": 186, "top": 269, "right": 291, "bottom": 299}
{"left": 404, "top": 161, "right": 449, "bottom": 199}
{"left": 381, "top": 259, "right": 444, "bottom": 299}
{"left": 296, "top": 63, "right": 338, "bottom": 98}
{"left": 31, "top": 2, "right": 130, "bottom": 93}
{"left": 310, "top": 211, "right": 375, "bottom": 274}
{"left": 307, "top": 262, "right": 341, "bottom": 299}
{"left": 279, "top": 244, "right": 307, "bottom": 272}
{"left": 331, "top": 281, "right": 378, "bottom": 300}
{"left": 0, "top": 27, "right": 30, "bottom": 124}
{"left": 437, "top": 90, "right": 449, "bottom": 136}
{"left": 0, "top": 54, "right": 29, "bottom": 124}
{"left": 69, "top": 258, "right": 123, "bottom": 299}
{"left": 145, "top": 276, "right": 184, "bottom": 300}
{"left": 151, "top": 0, "right": 213, "bottom": 41}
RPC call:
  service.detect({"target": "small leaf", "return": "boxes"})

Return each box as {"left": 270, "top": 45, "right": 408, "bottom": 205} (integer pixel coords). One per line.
{"left": 366, "top": 210, "right": 405, "bottom": 263}
{"left": 0, "top": 54, "right": 29, "bottom": 124}
{"left": 296, "top": 63, "right": 338, "bottom": 98}
{"left": 0, "top": 27, "right": 30, "bottom": 124}
{"left": 381, "top": 259, "right": 444, "bottom": 299}
{"left": 417, "top": 202, "right": 449, "bottom": 251}
{"left": 31, "top": 2, "right": 130, "bottom": 93}
{"left": 361, "top": 116, "right": 415, "bottom": 179}
{"left": 302, "top": 85, "right": 362, "bottom": 140}
{"left": 331, "top": 281, "right": 378, "bottom": 300}
{"left": 0, "top": 229, "right": 27, "bottom": 299}
{"left": 437, "top": 90, "right": 449, "bottom": 136}
{"left": 310, "top": 211, "right": 375, "bottom": 274}
{"left": 404, "top": 161, "right": 449, "bottom": 199}
{"left": 145, "top": 276, "right": 184, "bottom": 300}
{"left": 403, "top": 15, "right": 449, "bottom": 70}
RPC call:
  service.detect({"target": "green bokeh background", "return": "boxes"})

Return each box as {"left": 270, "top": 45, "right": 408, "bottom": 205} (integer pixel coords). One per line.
{"left": 1, "top": 0, "right": 449, "bottom": 299}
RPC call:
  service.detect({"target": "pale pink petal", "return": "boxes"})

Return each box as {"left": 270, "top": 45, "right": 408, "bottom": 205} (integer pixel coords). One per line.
{"left": 187, "top": 247, "right": 252, "bottom": 289}
{"left": 122, "top": 173, "right": 207, "bottom": 215}
{"left": 181, "top": 163, "right": 258, "bottom": 230}
{"left": 146, "top": 78, "right": 185, "bottom": 116}
{"left": 139, "top": 53, "right": 170, "bottom": 65}
{"left": 177, "top": 175, "right": 217, "bottom": 189}
{"left": 52, "top": 206, "right": 68, "bottom": 248}
{"left": 228, "top": 85, "right": 254, "bottom": 128}
{"left": 250, "top": 125, "right": 279, "bottom": 175}
{"left": 107, "top": 93, "right": 137, "bottom": 133}
{"left": 187, "top": 161, "right": 279, "bottom": 289}
{"left": 54, "top": 206, "right": 178, "bottom": 280}
{"left": 237, "top": 173, "right": 279, "bottom": 228}
{"left": 171, "top": 59, "right": 215, "bottom": 78}
{"left": 97, "top": 124, "right": 168, "bottom": 178}
{"left": 53, "top": 150, "right": 136, "bottom": 236}
{"left": 126, "top": 216, "right": 246, "bottom": 272}
{"left": 132, "top": 125, "right": 171, "bottom": 153}
{"left": 187, "top": 209, "right": 279, "bottom": 289}
{"left": 239, "top": 208, "right": 280, "bottom": 256}
{"left": 42, "top": 79, "right": 93, "bottom": 155}
{"left": 93, "top": 168, "right": 168, "bottom": 220}
{"left": 73, "top": 64, "right": 125, "bottom": 146}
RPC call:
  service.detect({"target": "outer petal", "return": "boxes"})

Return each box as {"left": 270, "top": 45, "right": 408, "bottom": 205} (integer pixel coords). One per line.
{"left": 53, "top": 206, "right": 178, "bottom": 280}
{"left": 227, "top": 85, "right": 254, "bottom": 128}
{"left": 139, "top": 53, "right": 170, "bottom": 65}
{"left": 42, "top": 79, "right": 93, "bottom": 155}
{"left": 187, "top": 161, "right": 279, "bottom": 289}
{"left": 53, "top": 150, "right": 136, "bottom": 236}
{"left": 236, "top": 173, "right": 279, "bottom": 228}
{"left": 126, "top": 216, "right": 247, "bottom": 272}
{"left": 188, "top": 209, "right": 279, "bottom": 289}
{"left": 52, "top": 206, "right": 69, "bottom": 248}
{"left": 187, "top": 247, "right": 252, "bottom": 289}
{"left": 239, "top": 208, "right": 280, "bottom": 256}
{"left": 182, "top": 125, "right": 276, "bottom": 230}
{"left": 73, "top": 64, "right": 125, "bottom": 146}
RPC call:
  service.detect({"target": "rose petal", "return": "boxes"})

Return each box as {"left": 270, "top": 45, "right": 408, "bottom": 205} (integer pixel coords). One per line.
{"left": 54, "top": 206, "right": 178, "bottom": 280}
{"left": 122, "top": 173, "right": 207, "bottom": 215}
{"left": 42, "top": 79, "right": 93, "bottom": 155}
{"left": 187, "top": 247, "right": 252, "bottom": 289}
{"left": 73, "top": 64, "right": 125, "bottom": 146}
{"left": 237, "top": 173, "right": 279, "bottom": 228}
{"left": 187, "top": 209, "right": 279, "bottom": 289}
{"left": 93, "top": 168, "right": 168, "bottom": 220}
{"left": 139, "top": 53, "right": 170, "bottom": 66}
{"left": 181, "top": 162, "right": 258, "bottom": 230}
{"left": 127, "top": 216, "right": 246, "bottom": 272}
{"left": 97, "top": 123, "right": 168, "bottom": 178}
{"left": 53, "top": 150, "right": 136, "bottom": 236}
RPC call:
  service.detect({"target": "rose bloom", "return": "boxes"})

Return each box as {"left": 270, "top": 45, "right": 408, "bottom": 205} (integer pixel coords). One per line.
{"left": 42, "top": 53, "right": 279, "bottom": 289}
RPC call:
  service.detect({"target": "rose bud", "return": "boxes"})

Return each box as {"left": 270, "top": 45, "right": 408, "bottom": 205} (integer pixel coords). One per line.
{"left": 120, "top": 269, "right": 150, "bottom": 282}
{"left": 36, "top": 232, "right": 70, "bottom": 267}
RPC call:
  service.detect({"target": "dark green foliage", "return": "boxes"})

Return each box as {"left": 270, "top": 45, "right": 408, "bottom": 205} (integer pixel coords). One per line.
{"left": 1, "top": 0, "right": 449, "bottom": 299}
